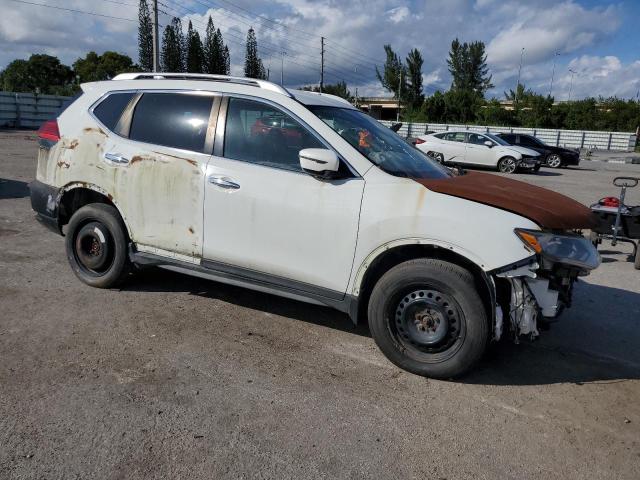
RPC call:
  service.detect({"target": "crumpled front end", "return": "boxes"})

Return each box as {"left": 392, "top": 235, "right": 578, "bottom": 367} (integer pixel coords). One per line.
{"left": 491, "top": 230, "right": 600, "bottom": 342}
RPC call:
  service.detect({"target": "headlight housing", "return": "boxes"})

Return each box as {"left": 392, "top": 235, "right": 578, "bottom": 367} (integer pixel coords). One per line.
{"left": 515, "top": 229, "right": 600, "bottom": 271}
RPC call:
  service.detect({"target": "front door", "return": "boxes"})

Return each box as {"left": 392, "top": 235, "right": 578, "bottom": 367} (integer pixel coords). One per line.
{"left": 202, "top": 96, "right": 364, "bottom": 294}
{"left": 464, "top": 132, "right": 494, "bottom": 166}
{"left": 440, "top": 132, "right": 467, "bottom": 163}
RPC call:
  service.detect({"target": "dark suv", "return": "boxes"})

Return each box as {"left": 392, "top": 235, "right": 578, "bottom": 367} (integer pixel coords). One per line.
{"left": 497, "top": 133, "right": 580, "bottom": 168}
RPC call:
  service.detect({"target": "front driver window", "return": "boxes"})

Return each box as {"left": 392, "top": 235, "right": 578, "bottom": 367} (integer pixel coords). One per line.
{"left": 223, "top": 97, "right": 323, "bottom": 172}
{"left": 468, "top": 133, "right": 489, "bottom": 145}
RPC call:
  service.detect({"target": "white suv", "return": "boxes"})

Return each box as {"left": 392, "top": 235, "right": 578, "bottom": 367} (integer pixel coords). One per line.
{"left": 415, "top": 130, "right": 541, "bottom": 173}
{"left": 30, "top": 73, "right": 600, "bottom": 378}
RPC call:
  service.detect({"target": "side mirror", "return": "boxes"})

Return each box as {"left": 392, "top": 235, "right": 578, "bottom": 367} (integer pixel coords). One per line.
{"left": 484, "top": 140, "right": 494, "bottom": 148}
{"left": 299, "top": 148, "right": 340, "bottom": 178}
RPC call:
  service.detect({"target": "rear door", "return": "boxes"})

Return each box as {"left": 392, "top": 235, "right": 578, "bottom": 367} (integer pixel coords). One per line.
{"left": 201, "top": 96, "right": 364, "bottom": 295}
{"left": 99, "top": 91, "right": 217, "bottom": 260}
{"left": 440, "top": 132, "right": 467, "bottom": 163}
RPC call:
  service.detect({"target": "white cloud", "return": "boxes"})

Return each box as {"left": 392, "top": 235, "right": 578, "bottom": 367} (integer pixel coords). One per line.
{"left": 0, "top": 0, "right": 636, "bottom": 99}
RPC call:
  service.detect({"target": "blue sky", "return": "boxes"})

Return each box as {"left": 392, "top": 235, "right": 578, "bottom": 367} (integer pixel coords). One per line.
{"left": 1, "top": 0, "right": 639, "bottom": 100}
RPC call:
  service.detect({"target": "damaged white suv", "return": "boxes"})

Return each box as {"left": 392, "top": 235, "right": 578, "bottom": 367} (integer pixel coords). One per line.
{"left": 31, "top": 73, "right": 600, "bottom": 378}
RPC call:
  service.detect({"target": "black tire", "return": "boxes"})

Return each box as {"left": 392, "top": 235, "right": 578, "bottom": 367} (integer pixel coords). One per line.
{"left": 498, "top": 156, "right": 517, "bottom": 174}
{"left": 634, "top": 244, "right": 640, "bottom": 270}
{"left": 65, "top": 203, "right": 131, "bottom": 288}
{"left": 368, "top": 259, "right": 488, "bottom": 379}
{"left": 429, "top": 152, "right": 444, "bottom": 164}
{"left": 533, "top": 164, "right": 541, "bottom": 173}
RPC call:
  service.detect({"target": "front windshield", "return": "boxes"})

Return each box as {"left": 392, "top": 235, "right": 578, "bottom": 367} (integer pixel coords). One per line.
{"left": 484, "top": 133, "right": 510, "bottom": 146}
{"left": 308, "top": 106, "right": 451, "bottom": 179}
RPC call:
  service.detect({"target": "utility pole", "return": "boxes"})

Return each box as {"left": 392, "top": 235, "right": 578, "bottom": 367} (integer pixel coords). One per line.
{"left": 280, "top": 51, "right": 286, "bottom": 86}
{"left": 548, "top": 51, "right": 560, "bottom": 98}
{"left": 320, "top": 36, "right": 325, "bottom": 93}
{"left": 152, "top": 0, "right": 159, "bottom": 72}
{"left": 355, "top": 87, "right": 358, "bottom": 108}
{"left": 568, "top": 68, "right": 577, "bottom": 101}
{"left": 514, "top": 47, "right": 525, "bottom": 108}
{"left": 396, "top": 69, "right": 402, "bottom": 122}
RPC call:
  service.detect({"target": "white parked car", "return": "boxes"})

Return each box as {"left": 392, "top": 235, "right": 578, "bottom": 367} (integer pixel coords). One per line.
{"left": 414, "top": 130, "right": 541, "bottom": 173}
{"left": 31, "top": 73, "right": 599, "bottom": 378}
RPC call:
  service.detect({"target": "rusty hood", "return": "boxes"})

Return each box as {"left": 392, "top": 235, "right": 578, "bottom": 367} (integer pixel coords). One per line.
{"left": 416, "top": 172, "right": 596, "bottom": 230}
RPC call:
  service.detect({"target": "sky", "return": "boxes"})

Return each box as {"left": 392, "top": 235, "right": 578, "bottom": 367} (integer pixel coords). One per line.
{"left": 1, "top": 0, "right": 639, "bottom": 100}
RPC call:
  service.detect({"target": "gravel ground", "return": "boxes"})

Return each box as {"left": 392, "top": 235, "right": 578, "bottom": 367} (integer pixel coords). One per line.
{"left": 1, "top": 130, "right": 639, "bottom": 479}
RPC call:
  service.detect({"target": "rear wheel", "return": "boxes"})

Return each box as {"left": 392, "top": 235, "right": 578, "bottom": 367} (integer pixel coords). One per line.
{"left": 65, "top": 203, "right": 131, "bottom": 288}
{"left": 368, "top": 259, "right": 488, "bottom": 379}
{"left": 429, "top": 152, "right": 444, "bottom": 164}
{"left": 547, "top": 154, "right": 562, "bottom": 168}
{"left": 498, "top": 156, "right": 517, "bottom": 174}
{"left": 634, "top": 244, "right": 640, "bottom": 270}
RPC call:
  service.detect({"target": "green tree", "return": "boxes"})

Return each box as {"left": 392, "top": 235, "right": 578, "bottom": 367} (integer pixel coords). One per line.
{"left": 405, "top": 48, "right": 424, "bottom": 109}
{"left": 376, "top": 44, "right": 408, "bottom": 101}
{"left": 421, "top": 91, "right": 446, "bottom": 122}
{"left": 161, "top": 17, "right": 184, "bottom": 72}
{"left": 185, "top": 21, "right": 204, "bottom": 73}
{"left": 138, "top": 0, "right": 153, "bottom": 72}
{"left": 0, "top": 54, "right": 74, "bottom": 94}
{"left": 244, "top": 27, "right": 266, "bottom": 79}
{"left": 447, "top": 38, "right": 493, "bottom": 96}
{"left": 73, "top": 51, "right": 135, "bottom": 83}
{"left": 223, "top": 45, "right": 230, "bottom": 75}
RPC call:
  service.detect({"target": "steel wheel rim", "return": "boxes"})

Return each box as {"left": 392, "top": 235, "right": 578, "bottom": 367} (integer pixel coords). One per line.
{"left": 548, "top": 155, "right": 561, "bottom": 168}
{"left": 73, "top": 221, "right": 115, "bottom": 276}
{"left": 388, "top": 288, "right": 466, "bottom": 362}
{"left": 500, "top": 158, "right": 516, "bottom": 173}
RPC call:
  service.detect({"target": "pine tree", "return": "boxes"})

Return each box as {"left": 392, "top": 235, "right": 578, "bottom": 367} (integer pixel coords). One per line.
{"left": 172, "top": 17, "right": 185, "bottom": 72}
{"left": 186, "top": 20, "right": 204, "bottom": 73}
{"left": 214, "top": 29, "right": 225, "bottom": 72}
{"left": 447, "top": 38, "right": 493, "bottom": 96}
{"left": 375, "top": 45, "right": 408, "bottom": 100}
{"left": 161, "top": 18, "right": 184, "bottom": 72}
{"left": 405, "top": 48, "right": 424, "bottom": 109}
{"left": 223, "top": 45, "right": 230, "bottom": 75}
{"left": 203, "top": 16, "right": 219, "bottom": 74}
{"left": 137, "top": 0, "right": 153, "bottom": 72}
{"left": 244, "top": 28, "right": 267, "bottom": 80}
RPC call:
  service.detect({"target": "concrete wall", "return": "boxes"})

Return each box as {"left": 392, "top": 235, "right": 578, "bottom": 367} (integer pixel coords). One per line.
{"left": 0, "top": 91, "right": 74, "bottom": 129}
{"left": 380, "top": 120, "right": 638, "bottom": 152}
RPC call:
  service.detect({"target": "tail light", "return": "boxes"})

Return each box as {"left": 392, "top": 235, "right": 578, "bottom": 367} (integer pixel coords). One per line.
{"left": 37, "top": 119, "right": 60, "bottom": 142}
{"left": 413, "top": 138, "right": 426, "bottom": 145}
{"left": 600, "top": 196, "right": 620, "bottom": 208}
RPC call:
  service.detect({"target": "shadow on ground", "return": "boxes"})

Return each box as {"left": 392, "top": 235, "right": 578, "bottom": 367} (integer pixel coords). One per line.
{"left": 123, "top": 267, "right": 640, "bottom": 386}
{"left": 0, "top": 178, "right": 30, "bottom": 199}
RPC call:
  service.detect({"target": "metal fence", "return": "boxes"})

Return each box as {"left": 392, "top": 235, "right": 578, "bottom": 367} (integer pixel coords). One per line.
{"left": 380, "top": 120, "right": 638, "bottom": 152}
{"left": 0, "top": 91, "right": 73, "bottom": 129}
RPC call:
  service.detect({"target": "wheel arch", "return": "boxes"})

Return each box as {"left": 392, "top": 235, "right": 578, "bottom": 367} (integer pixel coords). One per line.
{"left": 58, "top": 182, "right": 132, "bottom": 239}
{"left": 352, "top": 241, "right": 496, "bottom": 331}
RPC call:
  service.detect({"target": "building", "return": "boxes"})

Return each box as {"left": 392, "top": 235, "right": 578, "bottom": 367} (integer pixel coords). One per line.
{"left": 356, "top": 97, "right": 401, "bottom": 120}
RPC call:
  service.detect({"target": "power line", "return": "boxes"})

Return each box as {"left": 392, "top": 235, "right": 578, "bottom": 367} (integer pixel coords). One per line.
{"left": 8, "top": 0, "right": 138, "bottom": 22}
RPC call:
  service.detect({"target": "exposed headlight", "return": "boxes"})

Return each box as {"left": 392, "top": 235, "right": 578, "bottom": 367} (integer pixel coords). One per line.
{"left": 514, "top": 229, "right": 600, "bottom": 270}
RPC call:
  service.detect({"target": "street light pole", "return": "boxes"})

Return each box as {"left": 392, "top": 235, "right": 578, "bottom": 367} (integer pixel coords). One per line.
{"left": 514, "top": 47, "right": 525, "bottom": 108}
{"left": 548, "top": 51, "right": 560, "bottom": 98}
{"left": 568, "top": 68, "right": 577, "bottom": 101}
{"left": 280, "top": 51, "right": 286, "bottom": 86}
{"left": 152, "top": 0, "right": 159, "bottom": 72}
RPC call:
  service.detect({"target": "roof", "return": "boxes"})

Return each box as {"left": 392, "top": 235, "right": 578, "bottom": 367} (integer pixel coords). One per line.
{"left": 109, "top": 73, "right": 356, "bottom": 109}
{"left": 290, "top": 89, "right": 356, "bottom": 109}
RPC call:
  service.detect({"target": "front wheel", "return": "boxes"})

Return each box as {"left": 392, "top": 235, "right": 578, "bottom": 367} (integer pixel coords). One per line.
{"left": 368, "top": 259, "right": 488, "bottom": 379}
{"left": 65, "top": 203, "right": 131, "bottom": 288}
{"left": 498, "top": 156, "right": 517, "bottom": 174}
{"left": 546, "top": 154, "right": 562, "bottom": 168}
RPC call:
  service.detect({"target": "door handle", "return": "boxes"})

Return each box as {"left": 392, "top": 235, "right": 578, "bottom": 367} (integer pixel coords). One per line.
{"left": 103, "top": 152, "right": 129, "bottom": 165}
{"left": 208, "top": 175, "right": 240, "bottom": 190}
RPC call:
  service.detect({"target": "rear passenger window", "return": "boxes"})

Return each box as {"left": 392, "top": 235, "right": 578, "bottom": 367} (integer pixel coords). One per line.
{"left": 223, "top": 97, "right": 323, "bottom": 172}
{"left": 129, "top": 93, "right": 213, "bottom": 153}
{"left": 93, "top": 92, "right": 135, "bottom": 131}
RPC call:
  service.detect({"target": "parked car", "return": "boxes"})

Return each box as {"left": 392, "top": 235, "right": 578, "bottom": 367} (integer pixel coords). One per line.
{"left": 496, "top": 133, "right": 580, "bottom": 168}
{"left": 30, "top": 73, "right": 599, "bottom": 379}
{"left": 414, "top": 130, "right": 541, "bottom": 173}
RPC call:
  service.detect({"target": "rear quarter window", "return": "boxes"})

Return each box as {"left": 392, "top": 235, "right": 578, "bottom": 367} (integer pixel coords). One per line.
{"left": 92, "top": 92, "right": 136, "bottom": 131}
